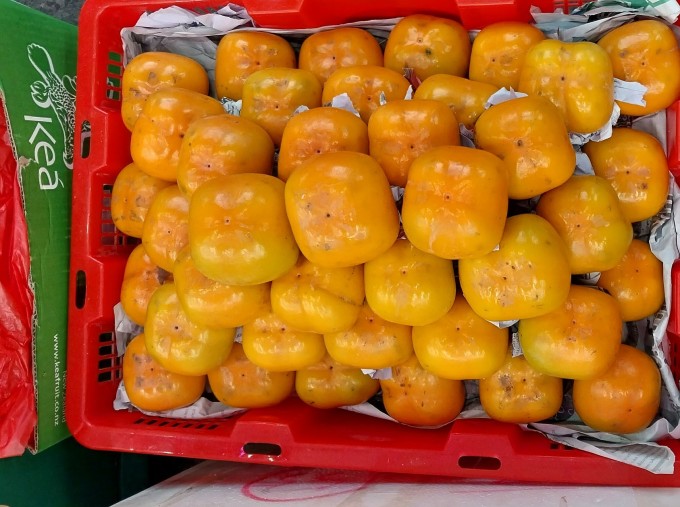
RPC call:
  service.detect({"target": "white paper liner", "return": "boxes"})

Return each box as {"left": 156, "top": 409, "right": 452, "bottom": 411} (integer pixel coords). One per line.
{"left": 113, "top": 302, "right": 143, "bottom": 358}
{"left": 525, "top": 421, "right": 677, "bottom": 474}
{"left": 327, "top": 93, "right": 360, "bottom": 116}
{"left": 614, "top": 77, "right": 648, "bottom": 106}
{"left": 360, "top": 368, "right": 393, "bottom": 380}
{"left": 511, "top": 331, "right": 524, "bottom": 357}
{"left": 484, "top": 87, "right": 528, "bottom": 107}
{"left": 531, "top": 2, "right": 680, "bottom": 40}
{"left": 220, "top": 97, "right": 241, "bottom": 115}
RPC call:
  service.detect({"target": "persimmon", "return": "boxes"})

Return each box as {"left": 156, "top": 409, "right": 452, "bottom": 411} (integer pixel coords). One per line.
{"left": 383, "top": 14, "right": 471, "bottom": 81}
{"left": 295, "top": 354, "right": 380, "bottom": 409}
{"left": 479, "top": 351, "right": 563, "bottom": 424}
{"left": 123, "top": 334, "right": 205, "bottom": 412}
{"left": 214, "top": 31, "right": 296, "bottom": 101}
{"left": 381, "top": 354, "right": 466, "bottom": 426}
{"left": 208, "top": 343, "right": 294, "bottom": 408}
{"left": 573, "top": 344, "right": 661, "bottom": 434}
{"left": 111, "top": 162, "right": 172, "bottom": 238}
{"left": 121, "top": 52, "right": 209, "bottom": 131}
{"left": 298, "top": 27, "right": 383, "bottom": 84}
{"left": 597, "top": 239, "right": 665, "bottom": 322}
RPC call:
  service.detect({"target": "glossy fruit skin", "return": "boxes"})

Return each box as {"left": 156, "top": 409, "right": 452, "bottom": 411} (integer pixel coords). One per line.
{"left": 583, "top": 128, "right": 670, "bottom": 223}
{"left": 144, "top": 283, "right": 235, "bottom": 376}
{"left": 380, "top": 354, "right": 466, "bottom": 427}
{"left": 519, "top": 285, "right": 623, "bottom": 380}
{"left": 402, "top": 145, "right": 508, "bottom": 260}
{"left": 298, "top": 27, "right": 384, "bottom": 85}
{"left": 368, "top": 99, "right": 460, "bottom": 188}
{"left": 413, "top": 74, "right": 498, "bottom": 129}
{"left": 597, "top": 239, "right": 665, "bottom": 322}
{"left": 475, "top": 96, "right": 576, "bottom": 200}
{"left": 412, "top": 295, "right": 509, "bottom": 380}
{"left": 189, "top": 173, "right": 299, "bottom": 286}
{"left": 214, "top": 31, "right": 296, "bottom": 101}
{"left": 277, "top": 107, "right": 369, "bottom": 182}
{"left": 518, "top": 40, "right": 614, "bottom": 134}
{"left": 207, "top": 342, "right": 294, "bottom": 409}
{"left": 173, "top": 246, "right": 270, "bottom": 329}
{"left": 364, "top": 238, "right": 456, "bottom": 327}
{"left": 295, "top": 353, "right": 380, "bottom": 409}
{"left": 469, "top": 21, "right": 546, "bottom": 90}
{"left": 322, "top": 65, "right": 411, "bottom": 123}
{"left": 121, "top": 51, "right": 209, "bottom": 131}
{"left": 598, "top": 19, "right": 680, "bottom": 116}
{"left": 479, "top": 351, "right": 563, "bottom": 424}
{"left": 270, "top": 255, "right": 365, "bottom": 334}
{"left": 141, "top": 185, "right": 189, "bottom": 274}
{"left": 120, "top": 244, "right": 171, "bottom": 327}
{"left": 383, "top": 14, "right": 471, "bottom": 82}
{"left": 536, "top": 175, "right": 633, "bottom": 275}
{"left": 111, "top": 162, "right": 173, "bottom": 238}
{"left": 324, "top": 301, "right": 414, "bottom": 370}
{"left": 123, "top": 334, "right": 206, "bottom": 412}
{"left": 241, "top": 301, "right": 326, "bottom": 372}
{"left": 241, "top": 68, "right": 322, "bottom": 146}
{"left": 176, "top": 114, "right": 274, "bottom": 199}
{"left": 573, "top": 344, "right": 661, "bottom": 434}
{"left": 458, "top": 214, "right": 572, "bottom": 322}
{"left": 285, "top": 151, "right": 399, "bottom": 268}
{"left": 130, "top": 88, "right": 224, "bottom": 182}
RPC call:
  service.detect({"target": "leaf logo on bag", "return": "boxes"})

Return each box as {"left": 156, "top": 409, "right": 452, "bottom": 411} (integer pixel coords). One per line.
{"left": 27, "top": 43, "right": 76, "bottom": 171}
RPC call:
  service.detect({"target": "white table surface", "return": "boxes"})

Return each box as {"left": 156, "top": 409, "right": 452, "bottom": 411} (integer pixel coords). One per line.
{"left": 114, "top": 460, "right": 680, "bottom": 506}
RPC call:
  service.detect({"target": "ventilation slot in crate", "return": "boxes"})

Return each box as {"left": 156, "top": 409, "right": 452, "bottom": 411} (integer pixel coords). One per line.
{"left": 97, "top": 331, "right": 122, "bottom": 383}
{"left": 106, "top": 51, "right": 123, "bottom": 101}
{"left": 132, "top": 417, "right": 222, "bottom": 431}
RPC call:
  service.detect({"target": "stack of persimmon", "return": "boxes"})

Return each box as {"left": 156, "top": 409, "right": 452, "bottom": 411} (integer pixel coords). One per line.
{"left": 112, "top": 13, "right": 677, "bottom": 434}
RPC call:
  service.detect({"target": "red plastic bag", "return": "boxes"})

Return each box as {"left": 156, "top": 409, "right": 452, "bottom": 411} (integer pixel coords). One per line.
{"left": 0, "top": 97, "right": 37, "bottom": 457}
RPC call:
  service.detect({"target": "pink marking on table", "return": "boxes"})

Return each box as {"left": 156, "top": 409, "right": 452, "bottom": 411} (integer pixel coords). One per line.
{"left": 241, "top": 467, "right": 375, "bottom": 502}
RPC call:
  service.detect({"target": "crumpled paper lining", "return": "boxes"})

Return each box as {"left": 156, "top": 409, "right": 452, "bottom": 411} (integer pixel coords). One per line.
{"left": 532, "top": 2, "right": 680, "bottom": 41}
{"left": 0, "top": 96, "right": 37, "bottom": 457}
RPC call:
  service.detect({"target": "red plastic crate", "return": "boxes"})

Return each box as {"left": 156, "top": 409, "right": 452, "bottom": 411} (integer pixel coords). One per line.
{"left": 67, "top": 0, "right": 680, "bottom": 486}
